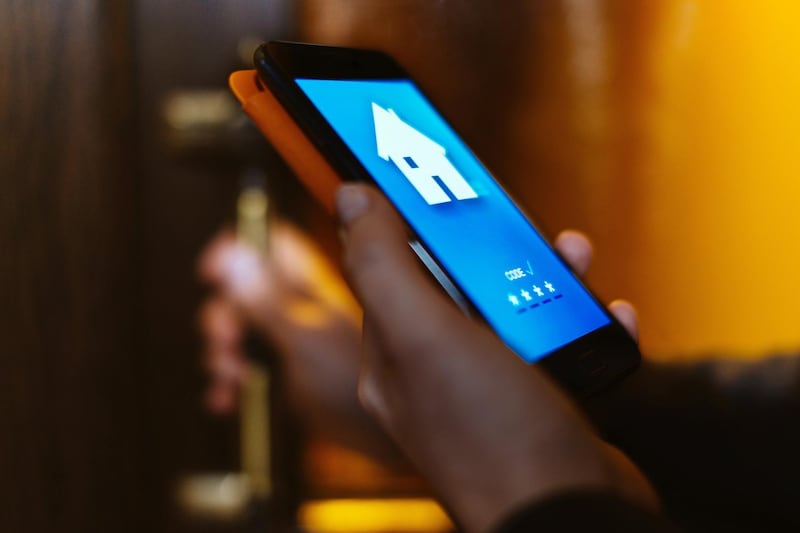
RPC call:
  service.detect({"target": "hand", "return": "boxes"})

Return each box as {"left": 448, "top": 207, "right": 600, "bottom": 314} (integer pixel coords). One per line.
{"left": 198, "top": 222, "right": 398, "bottom": 459}
{"left": 197, "top": 204, "right": 639, "bottom": 465}
{"left": 336, "top": 184, "right": 657, "bottom": 533}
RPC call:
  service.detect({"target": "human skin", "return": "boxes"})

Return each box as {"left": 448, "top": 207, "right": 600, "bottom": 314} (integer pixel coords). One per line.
{"left": 336, "top": 184, "right": 655, "bottom": 531}
{"left": 198, "top": 185, "right": 654, "bottom": 531}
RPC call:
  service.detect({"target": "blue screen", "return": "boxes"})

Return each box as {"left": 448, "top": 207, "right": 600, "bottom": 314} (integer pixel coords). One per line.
{"left": 297, "top": 78, "right": 610, "bottom": 362}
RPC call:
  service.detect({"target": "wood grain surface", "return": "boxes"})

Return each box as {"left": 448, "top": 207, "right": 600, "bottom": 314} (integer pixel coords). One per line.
{"left": 0, "top": 1, "right": 293, "bottom": 532}
{"left": 0, "top": 1, "right": 145, "bottom": 532}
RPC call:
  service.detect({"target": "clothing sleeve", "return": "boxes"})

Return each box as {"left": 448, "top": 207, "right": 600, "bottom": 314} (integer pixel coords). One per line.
{"left": 492, "top": 491, "right": 678, "bottom": 533}
{"left": 600, "top": 355, "right": 800, "bottom": 532}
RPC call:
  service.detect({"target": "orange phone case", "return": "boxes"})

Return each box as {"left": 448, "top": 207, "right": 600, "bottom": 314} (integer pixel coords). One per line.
{"left": 228, "top": 69, "right": 342, "bottom": 214}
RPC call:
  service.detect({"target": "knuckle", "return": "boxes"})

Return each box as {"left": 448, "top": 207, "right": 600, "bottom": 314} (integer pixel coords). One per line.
{"left": 357, "top": 378, "right": 385, "bottom": 419}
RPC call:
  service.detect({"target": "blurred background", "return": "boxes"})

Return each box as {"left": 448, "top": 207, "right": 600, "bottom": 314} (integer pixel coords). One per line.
{"left": 3, "top": 0, "right": 800, "bottom": 532}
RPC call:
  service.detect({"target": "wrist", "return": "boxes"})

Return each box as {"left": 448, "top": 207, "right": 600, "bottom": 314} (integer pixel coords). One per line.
{"left": 432, "top": 438, "right": 657, "bottom": 533}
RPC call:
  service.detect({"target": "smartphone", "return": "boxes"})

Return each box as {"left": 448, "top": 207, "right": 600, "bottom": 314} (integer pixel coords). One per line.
{"left": 249, "top": 41, "right": 639, "bottom": 396}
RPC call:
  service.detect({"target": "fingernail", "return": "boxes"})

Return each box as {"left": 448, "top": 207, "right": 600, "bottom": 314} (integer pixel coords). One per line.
{"left": 336, "top": 184, "right": 370, "bottom": 226}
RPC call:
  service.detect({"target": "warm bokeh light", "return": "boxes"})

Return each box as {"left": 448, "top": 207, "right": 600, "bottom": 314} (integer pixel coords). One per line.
{"left": 294, "top": 3, "right": 800, "bottom": 530}
{"left": 618, "top": 1, "right": 800, "bottom": 357}
{"left": 507, "top": 0, "right": 800, "bottom": 359}
{"left": 302, "top": 0, "right": 800, "bottom": 360}
{"left": 298, "top": 498, "right": 452, "bottom": 533}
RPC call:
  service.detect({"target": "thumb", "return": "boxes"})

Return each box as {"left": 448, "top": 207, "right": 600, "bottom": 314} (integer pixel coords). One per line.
{"left": 336, "top": 184, "right": 460, "bottom": 346}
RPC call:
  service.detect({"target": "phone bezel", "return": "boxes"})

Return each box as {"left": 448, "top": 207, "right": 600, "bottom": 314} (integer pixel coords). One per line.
{"left": 254, "top": 41, "right": 640, "bottom": 397}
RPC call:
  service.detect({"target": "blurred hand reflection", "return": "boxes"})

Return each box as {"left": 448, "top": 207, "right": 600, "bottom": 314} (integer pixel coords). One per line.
{"left": 198, "top": 222, "right": 405, "bottom": 461}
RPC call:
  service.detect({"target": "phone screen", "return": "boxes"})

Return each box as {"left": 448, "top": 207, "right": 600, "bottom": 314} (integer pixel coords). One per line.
{"left": 296, "top": 77, "right": 611, "bottom": 363}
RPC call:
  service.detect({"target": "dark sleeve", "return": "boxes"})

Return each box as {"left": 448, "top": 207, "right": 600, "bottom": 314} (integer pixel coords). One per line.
{"left": 493, "top": 492, "right": 678, "bottom": 533}
{"left": 599, "top": 355, "right": 800, "bottom": 532}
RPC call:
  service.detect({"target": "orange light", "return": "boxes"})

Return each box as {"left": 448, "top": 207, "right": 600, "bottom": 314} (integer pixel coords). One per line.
{"left": 298, "top": 498, "right": 453, "bottom": 533}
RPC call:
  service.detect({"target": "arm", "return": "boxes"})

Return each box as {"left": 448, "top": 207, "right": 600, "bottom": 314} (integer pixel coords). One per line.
{"left": 336, "top": 183, "right": 659, "bottom": 533}
{"left": 494, "top": 491, "right": 678, "bottom": 533}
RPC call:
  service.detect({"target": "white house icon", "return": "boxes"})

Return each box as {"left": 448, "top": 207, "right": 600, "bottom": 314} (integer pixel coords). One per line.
{"left": 372, "top": 102, "right": 478, "bottom": 205}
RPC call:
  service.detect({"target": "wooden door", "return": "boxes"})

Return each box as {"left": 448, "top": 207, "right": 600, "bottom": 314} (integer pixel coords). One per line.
{"left": 0, "top": 2, "right": 146, "bottom": 532}
{"left": 1, "top": 1, "right": 292, "bottom": 532}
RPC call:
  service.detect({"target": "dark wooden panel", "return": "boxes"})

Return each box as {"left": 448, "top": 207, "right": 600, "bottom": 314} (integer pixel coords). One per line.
{"left": 131, "top": 1, "right": 295, "bottom": 530}
{"left": 1, "top": 1, "right": 297, "bottom": 531}
{"left": 0, "top": 1, "right": 145, "bottom": 532}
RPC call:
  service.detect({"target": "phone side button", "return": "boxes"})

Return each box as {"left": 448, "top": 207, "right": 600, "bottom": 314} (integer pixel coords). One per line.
{"left": 577, "top": 351, "right": 608, "bottom": 376}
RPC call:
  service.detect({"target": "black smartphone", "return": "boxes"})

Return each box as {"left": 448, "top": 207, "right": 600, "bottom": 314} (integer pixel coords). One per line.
{"left": 253, "top": 41, "right": 639, "bottom": 396}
